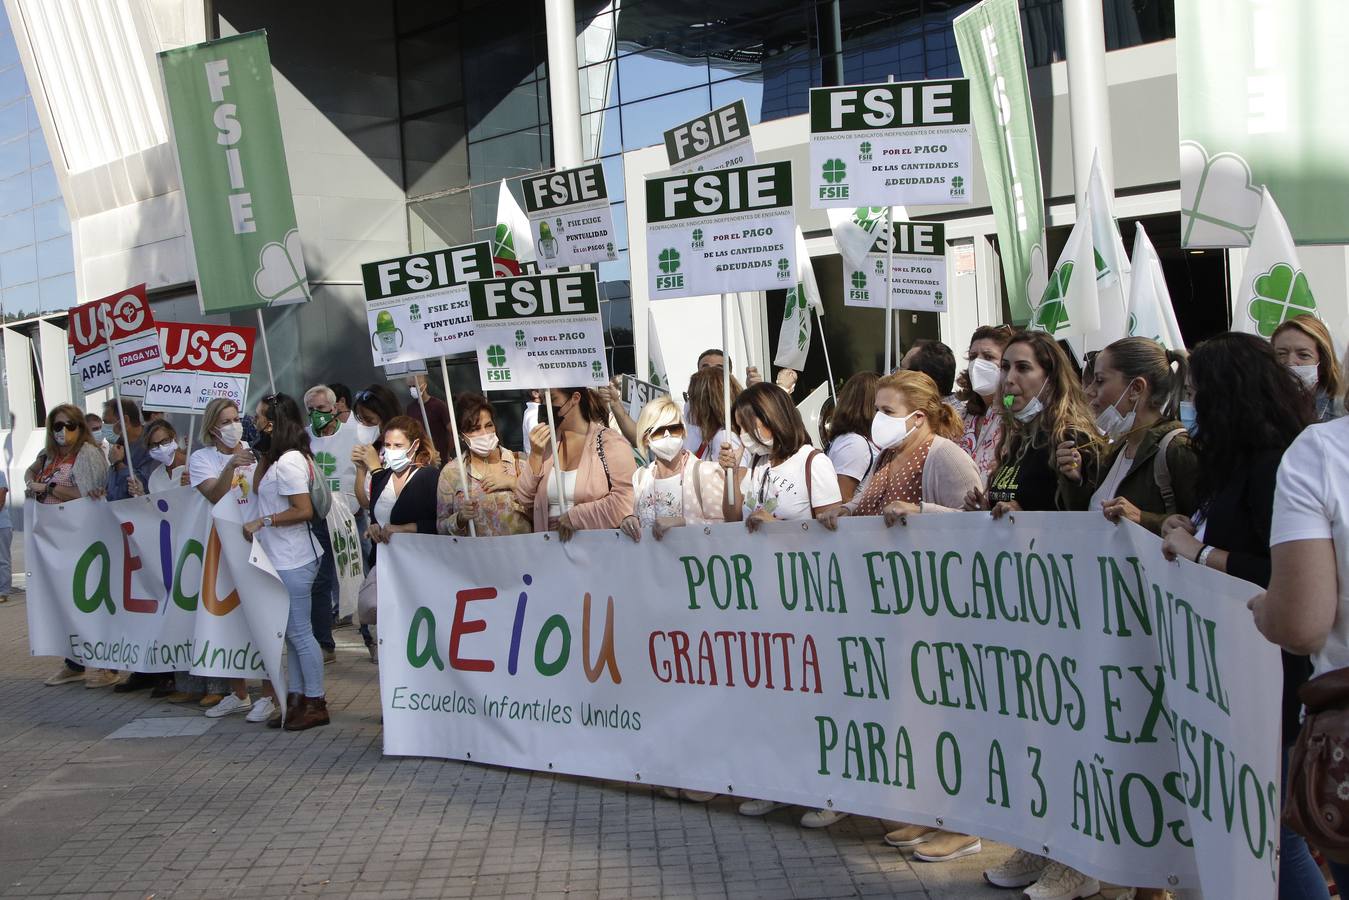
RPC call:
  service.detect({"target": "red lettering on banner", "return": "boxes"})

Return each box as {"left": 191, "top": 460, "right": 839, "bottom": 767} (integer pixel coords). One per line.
{"left": 647, "top": 630, "right": 823, "bottom": 693}
{"left": 450, "top": 587, "right": 496, "bottom": 672}
{"left": 120, "top": 522, "right": 157, "bottom": 614}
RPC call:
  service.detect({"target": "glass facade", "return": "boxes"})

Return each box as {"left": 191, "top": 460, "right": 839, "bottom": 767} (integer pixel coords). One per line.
{"left": 0, "top": 3, "right": 73, "bottom": 324}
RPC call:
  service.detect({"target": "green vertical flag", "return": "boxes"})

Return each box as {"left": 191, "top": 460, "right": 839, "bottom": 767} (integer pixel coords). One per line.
{"left": 159, "top": 31, "right": 310, "bottom": 314}
{"left": 1177, "top": 0, "right": 1349, "bottom": 247}
{"left": 953, "top": 0, "right": 1047, "bottom": 323}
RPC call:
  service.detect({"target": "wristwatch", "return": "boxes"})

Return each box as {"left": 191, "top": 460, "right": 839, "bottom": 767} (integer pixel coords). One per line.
{"left": 262, "top": 515, "right": 275, "bottom": 528}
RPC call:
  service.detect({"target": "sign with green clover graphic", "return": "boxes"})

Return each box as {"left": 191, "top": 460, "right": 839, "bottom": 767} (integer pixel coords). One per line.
{"left": 468, "top": 272, "right": 607, "bottom": 392}
{"left": 1032, "top": 262, "right": 1075, "bottom": 334}
{"left": 1246, "top": 263, "right": 1317, "bottom": 337}
{"left": 520, "top": 163, "right": 619, "bottom": 270}
{"left": 809, "top": 79, "right": 973, "bottom": 208}
{"left": 361, "top": 241, "right": 492, "bottom": 366}
{"left": 842, "top": 219, "right": 947, "bottom": 312}
{"left": 644, "top": 161, "right": 796, "bottom": 299}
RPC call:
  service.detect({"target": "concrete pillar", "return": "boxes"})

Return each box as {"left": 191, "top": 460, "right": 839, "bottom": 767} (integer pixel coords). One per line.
{"left": 544, "top": 0, "right": 584, "bottom": 168}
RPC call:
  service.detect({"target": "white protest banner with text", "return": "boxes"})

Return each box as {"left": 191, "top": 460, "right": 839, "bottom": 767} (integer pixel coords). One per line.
{"left": 25, "top": 487, "right": 286, "bottom": 691}
{"left": 842, "top": 220, "right": 948, "bottom": 312}
{"left": 663, "top": 100, "right": 756, "bottom": 174}
{"left": 809, "top": 80, "right": 972, "bottom": 208}
{"left": 378, "top": 514, "right": 1280, "bottom": 898}
{"left": 521, "top": 165, "right": 619, "bottom": 269}
{"left": 468, "top": 271, "right": 609, "bottom": 391}
{"left": 144, "top": 321, "right": 255, "bottom": 414}
{"left": 362, "top": 242, "right": 494, "bottom": 365}
{"left": 66, "top": 284, "right": 163, "bottom": 392}
{"left": 645, "top": 161, "right": 796, "bottom": 299}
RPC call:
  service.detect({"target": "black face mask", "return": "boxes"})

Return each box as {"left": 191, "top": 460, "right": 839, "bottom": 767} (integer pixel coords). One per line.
{"left": 550, "top": 397, "right": 574, "bottom": 427}
{"left": 254, "top": 430, "right": 272, "bottom": 453}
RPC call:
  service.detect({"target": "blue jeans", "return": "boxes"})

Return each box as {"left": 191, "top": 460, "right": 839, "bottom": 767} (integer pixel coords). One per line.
{"left": 309, "top": 519, "right": 337, "bottom": 650}
{"left": 278, "top": 559, "right": 324, "bottom": 698}
{"left": 1281, "top": 745, "right": 1332, "bottom": 900}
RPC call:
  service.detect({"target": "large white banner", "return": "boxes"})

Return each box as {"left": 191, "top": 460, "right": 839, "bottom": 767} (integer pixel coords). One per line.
{"left": 25, "top": 487, "right": 287, "bottom": 691}
{"left": 378, "top": 515, "right": 1280, "bottom": 898}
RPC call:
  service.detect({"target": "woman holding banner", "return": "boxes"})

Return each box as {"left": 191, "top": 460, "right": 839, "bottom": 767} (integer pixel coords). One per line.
{"left": 436, "top": 394, "right": 530, "bottom": 538}
{"left": 1158, "top": 334, "right": 1327, "bottom": 900}
{"left": 718, "top": 383, "right": 843, "bottom": 827}
{"left": 516, "top": 388, "right": 635, "bottom": 541}
{"left": 1057, "top": 338, "right": 1199, "bottom": 535}
{"left": 32, "top": 405, "right": 110, "bottom": 688}
{"left": 366, "top": 416, "right": 439, "bottom": 546}
{"left": 144, "top": 419, "right": 190, "bottom": 494}
{"left": 620, "top": 394, "right": 724, "bottom": 545}
{"left": 244, "top": 393, "right": 329, "bottom": 731}
{"left": 182, "top": 399, "right": 266, "bottom": 720}
{"left": 956, "top": 325, "right": 1013, "bottom": 484}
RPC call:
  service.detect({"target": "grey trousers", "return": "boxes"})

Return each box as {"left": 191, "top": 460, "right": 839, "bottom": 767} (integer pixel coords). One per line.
{"left": 0, "top": 526, "right": 12, "bottom": 595}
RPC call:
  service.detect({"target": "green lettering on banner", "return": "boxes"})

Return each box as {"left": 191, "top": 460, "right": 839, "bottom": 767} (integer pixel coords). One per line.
{"left": 173, "top": 539, "right": 204, "bottom": 611}
{"left": 645, "top": 161, "right": 793, "bottom": 223}
{"left": 407, "top": 606, "right": 445, "bottom": 670}
{"left": 535, "top": 614, "right": 571, "bottom": 676}
{"left": 73, "top": 542, "right": 114, "bottom": 614}
{"left": 987, "top": 739, "right": 1010, "bottom": 808}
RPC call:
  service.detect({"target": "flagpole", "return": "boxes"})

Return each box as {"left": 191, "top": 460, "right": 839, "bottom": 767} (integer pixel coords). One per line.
{"left": 543, "top": 388, "right": 568, "bottom": 517}
{"left": 254, "top": 309, "right": 277, "bottom": 394}
{"left": 883, "top": 204, "right": 896, "bottom": 373}
{"left": 815, "top": 310, "right": 837, "bottom": 405}
{"left": 735, "top": 292, "right": 753, "bottom": 381}
{"left": 413, "top": 380, "right": 434, "bottom": 455}
{"left": 721, "top": 294, "right": 734, "bottom": 495}
{"left": 439, "top": 355, "right": 476, "bottom": 538}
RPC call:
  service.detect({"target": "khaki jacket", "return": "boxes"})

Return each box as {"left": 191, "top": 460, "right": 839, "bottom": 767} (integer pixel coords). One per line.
{"left": 1060, "top": 419, "right": 1201, "bottom": 535}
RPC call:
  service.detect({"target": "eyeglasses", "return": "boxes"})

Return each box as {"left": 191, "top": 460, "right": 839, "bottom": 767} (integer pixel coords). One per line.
{"left": 52, "top": 421, "right": 79, "bottom": 432}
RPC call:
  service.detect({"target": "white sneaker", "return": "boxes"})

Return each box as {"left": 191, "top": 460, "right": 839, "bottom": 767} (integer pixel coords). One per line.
{"left": 800, "top": 809, "right": 849, "bottom": 828}
{"left": 681, "top": 790, "right": 717, "bottom": 802}
{"left": 245, "top": 696, "right": 275, "bottom": 723}
{"left": 1023, "top": 863, "right": 1100, "bottom": 900}
{"left": 737, "top": 799, "right": 787, "bottom": 817}
{"left": 205, "top": 693, "right": 252, "bottom": 718}
{"left": 984, "top": 849, "right": 1049, "bottom": 888}
{"left": 44, "top": 665, "right": 85, "bottom": 686}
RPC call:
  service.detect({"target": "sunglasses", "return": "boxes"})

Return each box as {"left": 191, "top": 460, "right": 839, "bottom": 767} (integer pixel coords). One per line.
{"left": 52, "top": 421, "right": 79, "bottom": 432}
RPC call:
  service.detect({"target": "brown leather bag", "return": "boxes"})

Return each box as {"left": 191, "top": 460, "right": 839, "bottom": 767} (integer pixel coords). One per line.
{"left": 1283, "top": 667, "right": 1349, "bottom": 863}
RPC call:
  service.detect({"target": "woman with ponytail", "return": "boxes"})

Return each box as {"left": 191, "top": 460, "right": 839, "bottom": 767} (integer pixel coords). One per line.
{"left": 1057, "top": 337, "right": 1201, "bottom": 533}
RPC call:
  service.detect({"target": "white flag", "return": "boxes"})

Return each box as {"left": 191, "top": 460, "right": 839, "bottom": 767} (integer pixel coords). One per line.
{"left": 775, "top": 228, "right": 822, "bottom": 371}
{"left": 1234, "top": 188, "right": 1318, "bottom": 337}
{"left": 492, "top": 180, "right": 536, "bottom": 277}
{"left": 827, "top": 206, "right": 905, "bottom": 270}
{"left": 1084, "top": 151, "right": 1130, "bottom": 350}
{"left": 1126, "top": 222, "right": 1185, "bottom": 351}
{"left": 1030, "top": 204, "right": 1100, "bottom": 344}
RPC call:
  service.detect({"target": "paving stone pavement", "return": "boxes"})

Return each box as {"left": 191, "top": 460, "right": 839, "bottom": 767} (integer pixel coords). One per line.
{"left": 0, "top": 540, "right": 1108, "bottom": 900}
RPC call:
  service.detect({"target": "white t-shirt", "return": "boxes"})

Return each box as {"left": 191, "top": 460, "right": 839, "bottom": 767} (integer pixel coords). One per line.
{"left": 255, "top": 450, "right": 322, "bottom": 570}
{"left": 148, "top": 463, "right": 186, "bottom": 494}
{"left": 188, "top": 445, "right": 255, "bottom": 506}
{"left": 308, "top": 421, "right": 360, "bottom": 512}
{"left": 547, "top": 468, "right": 579, "bottom": 518}
{"left": 1270, "top": 417, "right": 1349, "bottom": 676}
{"left": 373, "top": 477, "right": 397, "bottom": 526}
{"left": 1089, "top": 449, "right": 1133, "bottom": 511}
{"left": 741, "top": 445, "right": 842, "bottom": 521}
{"left": 636, "top": 471, "right": 684, "bottom": 527}
{"left": 827, "top": 432, "right": 877, "bottom": 483}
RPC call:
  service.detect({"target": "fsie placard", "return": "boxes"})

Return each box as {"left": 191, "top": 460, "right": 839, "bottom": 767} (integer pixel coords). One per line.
{"left": 361, "top": 242, "right": 493, "bottom": 365}
{"left": 521, "top": 165, "right": 619, "bottom": 270}
{"left": 843, "top": 220, "right": 948, "bottom": 312}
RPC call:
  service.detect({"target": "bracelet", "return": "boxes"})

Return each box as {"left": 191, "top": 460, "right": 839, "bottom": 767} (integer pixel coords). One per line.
{"left": 1194, "top": 544, "right": 1212, "bottom": 566}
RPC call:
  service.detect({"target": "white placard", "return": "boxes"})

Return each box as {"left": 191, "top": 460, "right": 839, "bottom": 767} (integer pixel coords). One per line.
{"left": 843, "top": 220, "right": 948, "bottom": 312}
{"left": 521, "top": 164, "right": 619, "bottom": 270}
{"left": 361, "top": 243, "right": 493, "bottom": 365}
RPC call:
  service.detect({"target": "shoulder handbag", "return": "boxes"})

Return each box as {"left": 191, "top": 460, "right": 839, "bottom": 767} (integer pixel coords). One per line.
{"left": 1283, "top": 667, "right": 1349, "bottom": 862}
{"left": 1151, "top": 426, "right": 1184, "bottom": 515}
{"left": 306, "top": 457, "right": 333, "bottom": 520}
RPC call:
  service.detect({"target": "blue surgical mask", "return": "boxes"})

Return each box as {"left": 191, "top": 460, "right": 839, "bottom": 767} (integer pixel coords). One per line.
{"left": 1178, "top": 400, "right": 1198, "bottom": 435}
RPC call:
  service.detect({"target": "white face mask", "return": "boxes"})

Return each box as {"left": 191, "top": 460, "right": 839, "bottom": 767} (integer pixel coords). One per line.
{"left": 355, "top": 422, "right": 380, "bottom": 444}
{"left": 1094, "top": 386, "right": 1140, "bottom": 441}
{"left": 216, "top": 422, "right": 243, "bottom": 448}
{"left": 871, "top": 410, "right": 919, "bottom": 450}
{"left": 741, "top": 430, "right": 773, "bottom": 458}
{"left": 408, "top": 385, "right": 420, "bottom": 400}
{"left": 1290, "top": 364, "right": 1319, "bottom": 389}
{"left": 1007, "top": 380, "right": 1048, "bottom": 424}
{"left": 467, "top": 433, "right": 499, "bottom": 457}
{"left": 54, "top": 429, "right": 69, "bottom": 447}
{"left": 382, "top": 445, "right": 413, "bottom": 472}
{"left": 968, "top": 358, "right": 1002, "bottom": 397}
{"left": 648, "top": 434, "right": 684, "bottom": 462}
{"left": 149, "top": 442, "right": 178, "bottom": 465}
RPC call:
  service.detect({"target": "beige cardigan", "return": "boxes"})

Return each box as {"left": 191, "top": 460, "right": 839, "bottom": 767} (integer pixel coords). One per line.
{"left": 515, "top": 423, "right": 637, "bottom": 533}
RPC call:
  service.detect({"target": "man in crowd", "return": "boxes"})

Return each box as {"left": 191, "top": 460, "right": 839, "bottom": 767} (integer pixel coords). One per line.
{"left": 901, "top": 339, "right": 963, "bottom": 417}
{"left": 330, "top": 383, "right": 354, "bottom": 425}
{"left": 404, "top": 372, "right": 451, "bottom": 463}
{"left": 86, "top": 412, "right": 111, "bottom": 458}
{"left": 304, "top": 385, "right": 354, "bottom": 657}
{"left": 104, "top": 399, "right": 155, "bottom": 500}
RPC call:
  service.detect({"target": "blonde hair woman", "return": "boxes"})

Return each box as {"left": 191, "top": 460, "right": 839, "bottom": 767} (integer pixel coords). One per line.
{"left": 620, "top": 395, "right": 725, "bottom": 544}
{"left": 1272, "top": 314, "right": 1343, "bottom": 422}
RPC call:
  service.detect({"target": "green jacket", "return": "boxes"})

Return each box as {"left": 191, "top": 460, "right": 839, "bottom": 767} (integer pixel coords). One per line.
{"left": 1059, "top": 419, "right": 1200, "bottom": 535}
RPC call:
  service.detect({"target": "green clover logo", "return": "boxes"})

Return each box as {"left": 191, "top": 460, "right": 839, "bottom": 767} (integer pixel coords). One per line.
{"left": 777, "top": 258, "right": 790, "bottom": 273}
{"left": 1032, "top": 261, "right": 1075, "bottom": 333}
{"left": 515, "top": 329, "right": 525, "bottom": 341}
{"left": 951, "top": 176, "right": 964, "bottom": 191}
{"left": 592, "top": 360, "right": 603, "bottom": 376}
{"left": 934, "top": 291, "right": 943, "bottom": 302}
{"left": 1249, "top": 263, "right": 1316, "bottom": 337}
{"left": 851, "top": 207, "right": 888, "bottom": 231}
{"left": 822, "top": 159, "right": 847, "bottom": 184}
{"left": 410, "top": 303, "right": 420, "bottom": 316}
{"left": 692, "top": 228, "right": 704, "bottom": 243}
{"left": 859, "top": 141, "right": 872, "bottom": 156}
{"left": 486, "top": 344, "right": 507, "bottom": 367}
{"left": 658, "top": 248, "right": 681, "bottom": 274}
{"left": 851, "top": 271, "right": 867, "bottom": 290}
{"left": 314, "top": 451, "right": 338, "bottom": 480}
